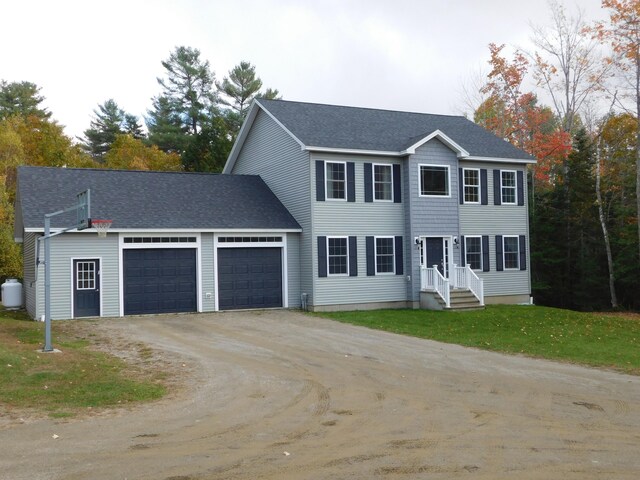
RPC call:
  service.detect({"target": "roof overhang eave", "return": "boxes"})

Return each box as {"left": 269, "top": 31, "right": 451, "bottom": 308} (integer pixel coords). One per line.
{"left": 24, "top": 227, "right": 303, "bottom": 234}
{"left": 462, "top": 155, "right": 537, "bottom": 164}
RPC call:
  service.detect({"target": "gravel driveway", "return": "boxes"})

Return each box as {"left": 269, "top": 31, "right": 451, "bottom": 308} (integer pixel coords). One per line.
{"left": 1, "top": 310, "right": 639, "bottom": 479}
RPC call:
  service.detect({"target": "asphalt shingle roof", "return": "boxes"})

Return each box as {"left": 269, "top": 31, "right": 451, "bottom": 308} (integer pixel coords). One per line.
{"left": 258, "top": 99, "right": 534, "bottom": 160}
{"left": 17, "top": 167, "right": 301, "bottom": 231}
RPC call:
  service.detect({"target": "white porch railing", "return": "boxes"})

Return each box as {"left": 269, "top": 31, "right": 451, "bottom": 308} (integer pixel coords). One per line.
{"left": 421, "top": 264, "right": 450, "bottom": 307}
{"left": 421, "top": 264, "right": 484, "bottom": 307}
{"left": 453, "top": 265, "right": 484, "bottom": 305}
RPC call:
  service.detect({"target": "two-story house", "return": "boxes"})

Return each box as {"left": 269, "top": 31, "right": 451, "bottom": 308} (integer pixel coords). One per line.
{"left": 13, "top": 99, "right": 534, "bottom": 320}
{"left": 224, "top": 99, "right": 535, "bottom": 311}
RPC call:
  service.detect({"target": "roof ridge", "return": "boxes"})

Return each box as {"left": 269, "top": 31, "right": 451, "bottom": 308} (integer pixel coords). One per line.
{"left": 259, "top": 98, "right": 466, "bottom": 120}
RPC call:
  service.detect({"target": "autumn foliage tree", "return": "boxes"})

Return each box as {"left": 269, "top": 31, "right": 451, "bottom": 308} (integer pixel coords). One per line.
{"left": 476, "top": 43, "right": 571, "bottom": 186}
{"left": 103, "top": 135, "right": 182, "bottom": 171}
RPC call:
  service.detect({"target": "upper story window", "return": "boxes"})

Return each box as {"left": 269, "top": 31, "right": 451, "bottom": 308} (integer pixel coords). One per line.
{"left": 503, "top": 235, "right": 520, "bottom": 269}
{"left": 463, "top": 168, "right": 480, "bottom": 203}
{"left": 465, "top": 236, "right": 482, "bottom": 270}
{"left": 420, "top": 164, "right": 450, "bottom": 197}
{"left": 501, "top": 170, "right": 517, "bottom": 204}
{"left": 374, "top": 164, "right": 393, "bottom": 201}
{"left": 375, "top": 237, "right": 395, "bottom": 274}
{"left": 327, "top": 236, "right": 349, "bottom": 275}
{"left": 326, "top": 161, "right": 346, "bottom": 200}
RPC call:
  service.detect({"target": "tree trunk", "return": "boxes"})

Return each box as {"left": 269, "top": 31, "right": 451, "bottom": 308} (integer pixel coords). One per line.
{"left": 596, "top": 148, "right": 618, "bottom": 309}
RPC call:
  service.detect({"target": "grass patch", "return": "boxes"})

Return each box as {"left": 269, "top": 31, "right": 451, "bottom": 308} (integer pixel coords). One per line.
{"left": 0, "top": 307, "right": 166, "bottom": 418}
{"left": 314, "top": 305, "right": 640, "bottom": 375}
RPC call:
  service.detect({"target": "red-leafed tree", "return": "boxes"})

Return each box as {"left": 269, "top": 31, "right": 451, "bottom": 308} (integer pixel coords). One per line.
{"left": 476, "top": 44, "right": 571, "bottom": 188}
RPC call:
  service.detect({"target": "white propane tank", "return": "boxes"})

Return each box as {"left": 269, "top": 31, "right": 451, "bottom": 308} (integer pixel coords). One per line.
{"left": 1, "top": 279, "right": 23, "bottom": 309}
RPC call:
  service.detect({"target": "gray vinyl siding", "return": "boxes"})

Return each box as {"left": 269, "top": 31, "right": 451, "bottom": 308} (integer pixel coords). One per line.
{"left": 23, "top": 232, "right": 38, "bottom": 319}
{"left": 230, "top": 109, "right": 311, "bottom": 304}
{"left": 459, "top": 161, "right": 531, "bottom": 297}
{"left": 40, "top": 233, "right": 119, "bottom": 319}
{"left": 287, "top": 233, "right": 301, "bottom": 307}
{"left": 406, "top": 139, "right": 461, "bottom": 301}
{"left": 311, "top": 152, "right": 406, "bottom": 306}
{"left": 201, "top": 233, "right": 215, "bottom": 312}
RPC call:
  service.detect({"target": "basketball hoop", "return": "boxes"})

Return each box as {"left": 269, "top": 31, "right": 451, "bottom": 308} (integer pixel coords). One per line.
{"left": 90, "top": 219, "right": 112, "bottom": 238}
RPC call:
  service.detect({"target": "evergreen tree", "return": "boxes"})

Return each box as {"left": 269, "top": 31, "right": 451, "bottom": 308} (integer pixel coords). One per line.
{"left": 0, "top": 80, "right": 51, "bottom": 120}
{"left": 217, "top": 61, "right": 280, "bottom": 136}
{"left": 81, "top": 99, "right": 126, "bottom": 159}
{"left": 181, "top": 116, "right": 232, "bottom": 173}
{"left": 157, "top": 46, "right": 216, "bottom": 135}
{"left": 124, "top": 113, "right": 145, "bottom": 140}
{"left": 146, "top": 95, "right": 188, "bottom": 153}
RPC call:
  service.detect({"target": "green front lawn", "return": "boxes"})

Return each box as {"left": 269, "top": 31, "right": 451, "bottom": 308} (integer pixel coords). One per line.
{"left": 0, "top": 307, "right": 165, "bottom": 418}
{"left": 314, "top": 305, "right": 640, "bottom": 374}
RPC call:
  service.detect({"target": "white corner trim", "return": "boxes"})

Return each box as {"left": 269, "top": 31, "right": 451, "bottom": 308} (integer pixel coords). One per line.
{"left": 402, "top": 130, "right": 470, "bottom": 157}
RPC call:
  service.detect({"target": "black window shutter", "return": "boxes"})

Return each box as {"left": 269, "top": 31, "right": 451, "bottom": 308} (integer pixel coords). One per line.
{"left": 481, "top": 169, "right": 488, "bottom": 205}
{"left": 349, "top": 236, "right": 358, "bottom": 276}
{"left": 482, "top": 235, "right": 490, "bottom": 272}
{"left": 393, "top": 164, "right": 402, "bottom": 203}
{"left": 495, "top": 235, "right": 503, "bottom": 271}
{"left": 316, "top": 161, "right": 325, "bottom": 202}
{"left": 364, "top": 163, "right": 373, "bottom": 202}
{"left": 366, "top": 236, "right": 375, "bottom": 276}
{"left": 517, "top": 170, "right": 525, "bottom": 206}
{"left": 460, "top": 235, "right": 466, "bottom": 266}
{"left": 458, "top": 168, "right": 464, "bottom": 204}
{"left": 519, "top": 235, "right": 527, "bottom": 270}
{"left": 317, "top": 236, "right": 327, "bottom": 277}
{"left": 395, "top": 236, "right": 403, "bottom": 275}
{"left": 347, "top": 162, "right": 355, "bottom": 202}
{"left": 493, "top": 169, "right": 501, "bottom": 205}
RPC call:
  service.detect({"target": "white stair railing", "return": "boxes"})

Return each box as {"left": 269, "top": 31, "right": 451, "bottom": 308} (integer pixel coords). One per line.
{"left": 453, "top": 265, "right": 484, "bottom": 306}
{"left": 466, "top": 265, "right": 484, "bottom": 305}
{"left": 431, "top": 265, "right": 450, "bottom": 307}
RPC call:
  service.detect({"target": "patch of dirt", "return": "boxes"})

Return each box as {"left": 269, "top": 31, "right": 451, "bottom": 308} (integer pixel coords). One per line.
{"left": 1, "top": 310, "right": 639, "bottom": 480}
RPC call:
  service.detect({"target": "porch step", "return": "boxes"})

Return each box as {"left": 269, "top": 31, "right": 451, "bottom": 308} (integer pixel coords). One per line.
{"left": 446, "top": 289, "right": 484, "bottom": 310}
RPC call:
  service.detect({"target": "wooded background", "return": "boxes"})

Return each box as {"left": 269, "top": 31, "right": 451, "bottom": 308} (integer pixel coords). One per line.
{"left": 1, "top": 0, "right": 639, "bottom": 311}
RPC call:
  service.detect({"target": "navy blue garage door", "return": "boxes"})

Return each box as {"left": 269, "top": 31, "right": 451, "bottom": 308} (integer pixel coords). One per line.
{"left": 218, "top": 247, "right": 282, "bottom": 310}
{"left": 124, "top": 248, "right": 197, "bottom": 315}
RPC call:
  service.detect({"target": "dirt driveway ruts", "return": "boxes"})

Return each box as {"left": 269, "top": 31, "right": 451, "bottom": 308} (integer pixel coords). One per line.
{"left": 1, "top": 310, "right": 639, "bottom": 479}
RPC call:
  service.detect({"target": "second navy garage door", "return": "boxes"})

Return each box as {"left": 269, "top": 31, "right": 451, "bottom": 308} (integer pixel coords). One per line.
{"left": 218, "top": 247, "right": 282, "bottom": 310}
{"left": 123, "top": 248, "right": 197, "bottom": 315}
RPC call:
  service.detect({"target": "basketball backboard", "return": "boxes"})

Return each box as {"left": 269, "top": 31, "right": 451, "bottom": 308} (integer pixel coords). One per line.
{"left": 76, "top": 189, "right": 91, "bottom": 230}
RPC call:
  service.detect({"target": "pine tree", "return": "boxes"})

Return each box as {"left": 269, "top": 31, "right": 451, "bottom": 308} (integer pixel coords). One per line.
{"left": 0, "top": 80, "right": 51, "bottom": 120}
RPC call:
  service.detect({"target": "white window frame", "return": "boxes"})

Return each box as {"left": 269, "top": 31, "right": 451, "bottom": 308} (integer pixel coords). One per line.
{"left": 375, "top": 236, "right": 395, "bottom": 274}
{"left": 464, "top": 235, "right": 482, "bottom": 271}
{"left": 501, "top": 170, "right": 517, "bottom": 205}
{"left": 373, "top": 163, "right": 393, "bottom": 202}
{"left": 463, "top": 168, "right": 480, "bottom": 204}
{"left": 325, "top": 161, "right": 347, "bottom": 201}
{"left": 327, "top": 236, "right": 349, "bottom": 276}
{"left": 419, "top": 164, "right": 451, "bottom": 197}
{"left": 503, "top": 235, "right": 520, "bottom": 270}
{"left": 75, "top": 261, "right": 97, "bottom": 290}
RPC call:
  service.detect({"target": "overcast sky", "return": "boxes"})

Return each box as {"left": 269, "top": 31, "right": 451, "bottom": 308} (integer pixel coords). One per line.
{"left": 2, "top": 0, "right": 606, "bottom": 140}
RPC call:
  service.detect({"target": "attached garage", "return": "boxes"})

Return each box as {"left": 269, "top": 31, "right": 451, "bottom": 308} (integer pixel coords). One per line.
{"left": 123, "top": 248, "right": 197, "bottom": 315}
{"left": 217, "top": 247, "right": 283, "bottom": 310}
